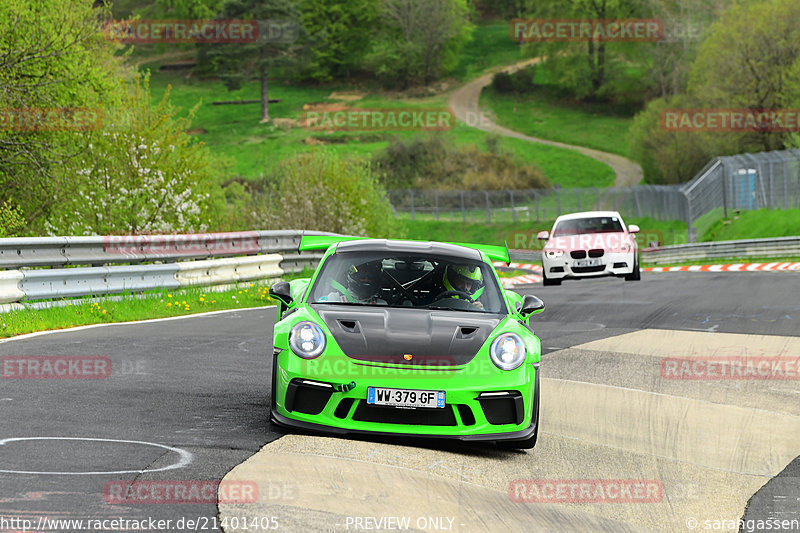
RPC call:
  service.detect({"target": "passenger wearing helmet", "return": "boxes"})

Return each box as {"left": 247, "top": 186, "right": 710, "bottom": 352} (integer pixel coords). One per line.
{"left": 322, "top": 260, "right": 387, "bottom": 304}
{"left": 442, "top": 264, "right": 484, "bottom": 309}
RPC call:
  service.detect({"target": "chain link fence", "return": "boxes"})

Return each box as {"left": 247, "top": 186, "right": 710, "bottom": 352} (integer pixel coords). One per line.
{"left": 387, "top": 149, "right": 800, "bottom": 242}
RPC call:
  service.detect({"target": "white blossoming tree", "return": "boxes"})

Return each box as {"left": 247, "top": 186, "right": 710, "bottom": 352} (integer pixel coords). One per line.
{"left": 47, "top": 76, "right": 225, "bottom": 236}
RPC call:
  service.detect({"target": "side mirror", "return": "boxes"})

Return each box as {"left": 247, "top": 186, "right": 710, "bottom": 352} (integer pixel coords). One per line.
{"left": 537, "top": 231, "right": 549, "bottom": 240}
{"left": 628, "top": 224, "right": 640, "bottom": 234}
{"left": 269, "top": 280, "right": 293, "bottom": 305}
{"left": 520, "top": 294, "right": 545, "bottom": 316}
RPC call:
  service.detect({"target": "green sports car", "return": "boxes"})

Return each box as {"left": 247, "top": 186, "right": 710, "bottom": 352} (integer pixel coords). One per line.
{"left": 268, "top": 236, "right": 545, "bottom": 449}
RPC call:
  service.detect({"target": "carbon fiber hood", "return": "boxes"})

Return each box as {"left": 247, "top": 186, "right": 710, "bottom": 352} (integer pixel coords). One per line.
{"left": 313, "top": 305, "right": 502, "bottom": 366}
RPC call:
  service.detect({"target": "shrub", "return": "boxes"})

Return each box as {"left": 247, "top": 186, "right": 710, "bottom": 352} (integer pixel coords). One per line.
{"left": 628, "top": 95, "right": 712, "bottom": 184}
{"left": 372, "top": 136, "right": 550, "bottom": 190}
{"left": 0, "top": 202, "right": 24, "bottom": 238}
{"left": 45, "top": 76, "right": 227, "bottom": 235}
{"left": 258, "top": 151, "right": 401, "bottom": 238}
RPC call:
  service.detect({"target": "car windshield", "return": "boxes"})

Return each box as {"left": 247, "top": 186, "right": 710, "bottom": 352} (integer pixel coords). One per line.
{"left": 552, "top": 216, "right": 624, "bottom": 236}
{"left": 308, "top": 251, "right": 506, "bottom": 313}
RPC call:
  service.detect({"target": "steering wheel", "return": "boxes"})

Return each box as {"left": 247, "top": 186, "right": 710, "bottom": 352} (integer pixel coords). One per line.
{"left": 433, "top": 289, "right": 474, "bottom": 303}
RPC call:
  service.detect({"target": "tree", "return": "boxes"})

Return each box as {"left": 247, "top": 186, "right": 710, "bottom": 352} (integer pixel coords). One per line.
{"left": 628, "top": 94, "right": 711, "bottom": 184}
{"left": 640, "top": 0, "right": 730, "bottom": 99}
{"left": 688, "top": 0, "right": 800, "bottom": 151}
{"left": 196, "top": 0, "right": 306, "bottom": 123}
{"left": 298, "top": 0, "right": 375, "bottom": 81}
{"left": 0, "top": 0, "right": 125, "bottom": 227}
{"left": 154, "top": 0, "right": 226, "bottom": 18}
{"left": 366, "top": 0, "right": 473, "bottom": 88}
{"left": 46, "top": 76, "right": 226, "bottom": 235}
{"left": 520, "top": 0, "right": 648, "bottom": 101}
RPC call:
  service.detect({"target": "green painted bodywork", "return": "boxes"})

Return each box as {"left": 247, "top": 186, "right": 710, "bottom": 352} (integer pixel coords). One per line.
{"left": 272, "top": 240, "right": 540, "bottom": 438}
{"left": 299, "top": 235, "right": 511, "bottom": 264}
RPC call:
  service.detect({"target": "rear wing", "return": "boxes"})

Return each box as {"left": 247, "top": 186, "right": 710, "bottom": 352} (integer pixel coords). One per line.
{"left": 298, "top": 235, "right": 510, "bottom": 264}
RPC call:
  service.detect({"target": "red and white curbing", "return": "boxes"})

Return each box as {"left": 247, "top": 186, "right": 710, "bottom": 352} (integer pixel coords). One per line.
{"left": 494, "top": 261, "right": 543, "bottom": 286}
{"left": 644, "top": 262, "right": 800, "bottom": 273}
{"left": 493, "top": 260, "right": 800, "bottom": 286}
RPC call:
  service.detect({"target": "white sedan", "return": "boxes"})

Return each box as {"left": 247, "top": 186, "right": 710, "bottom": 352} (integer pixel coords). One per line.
{"left": 536, "top": 211, "right": 640, "bottom": 286}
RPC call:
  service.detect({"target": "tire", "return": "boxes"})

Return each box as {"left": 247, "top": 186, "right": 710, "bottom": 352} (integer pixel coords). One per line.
{"left": 625, "top": 254, "right": 641, "bottom": 281}
{"left": 542, "top": 269, "right": 561, "bottom": 286}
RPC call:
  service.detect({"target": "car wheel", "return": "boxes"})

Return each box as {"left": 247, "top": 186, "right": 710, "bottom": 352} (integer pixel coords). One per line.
{"left": 625, "top": 254, "right": 641, "bottom": 281}
{"left": 542, "top": 269, "right": 561, "bottom": 286}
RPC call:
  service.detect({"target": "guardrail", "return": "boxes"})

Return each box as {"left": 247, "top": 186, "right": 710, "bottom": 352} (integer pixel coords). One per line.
{"left": 0, "top": 230, "right": 330, "bottom": 269}
{"left": 0, "top": 230, "right": 332, "bottom": 311}
{"left": 640, "top": 236, "right": 800, "bottom": 264}
{"left": 508, "top": 236, "right": 800, "bottom": 266}
{"left": 2, "top": 231, "right": 796, "bottom": 311}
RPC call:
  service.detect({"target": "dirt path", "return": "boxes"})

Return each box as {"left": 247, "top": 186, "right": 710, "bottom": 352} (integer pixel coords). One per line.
{"left": 449, "top": 59, "right": 644, "bottom": 187}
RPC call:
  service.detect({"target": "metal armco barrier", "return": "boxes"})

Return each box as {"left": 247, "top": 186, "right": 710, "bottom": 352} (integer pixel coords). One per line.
{"left": 19, "top": 264, "right": 182, "bottom": 301}
{"left": 0, "top": 230, "right": 332, "bottom": 269}
{"left": 0, "top": 271, "right": 25, "bottom": 304}
{"left": 175, "top": 255, "right": 283, "bottom": 287}
{"left": 508, "top": 236, "right": 800, "bottom": 265}
{"left": 0, "top": 230, "right": 334, "bottom": 311}
{"left": 641, "top": 236, "right": 800, "bottom": 265}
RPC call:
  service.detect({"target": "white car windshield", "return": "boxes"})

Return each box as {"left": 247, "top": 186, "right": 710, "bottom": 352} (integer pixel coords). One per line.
{"left": 552, "top": 216, "right": 624, "bottom": 236}
{"left": 308, "top": 252, "right": 506, "bottom": 313}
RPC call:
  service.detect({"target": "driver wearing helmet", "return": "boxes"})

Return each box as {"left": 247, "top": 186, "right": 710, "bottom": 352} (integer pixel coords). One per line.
{"left": 322, "top": 260, "right": 387, "bottom": 304}
{"left": 442, "top": 264, "right": 484, "bottom": 309}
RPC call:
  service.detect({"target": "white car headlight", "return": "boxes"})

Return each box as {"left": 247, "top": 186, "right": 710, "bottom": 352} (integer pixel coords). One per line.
{"left": 289, "top": 321, "right": 326, "bottom": 359}
{"left": 545, "top": 249, "right": 564, "bottom": 259}
{"left": 490, "top": 333, "right": 526, "bottom": 371}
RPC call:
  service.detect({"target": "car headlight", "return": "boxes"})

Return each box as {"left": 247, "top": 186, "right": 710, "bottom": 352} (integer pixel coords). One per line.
{"left": 490, "top": 333, "right": 526, "bottom": 371}
{"left": 545, "top": 249, "right": 564, "bottom": 259}
{"left": 289, "top": 321, "right": 326, "bottom": 359}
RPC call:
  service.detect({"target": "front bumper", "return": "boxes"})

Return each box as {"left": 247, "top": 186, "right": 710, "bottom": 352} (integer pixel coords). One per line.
{"left": 542, "top": 250, "right": 635, "bottom": 280}
{"left": 270, "top": 349, "right": 538, "bottom": 440}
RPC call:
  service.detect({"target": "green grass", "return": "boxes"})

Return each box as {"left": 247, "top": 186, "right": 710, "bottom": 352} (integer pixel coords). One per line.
{"left": 146, "top": 68, "right": 613, "bottom": 187}
{"left": 402, "top": 216, "right": 689, "bottom": 248}
{"left": 0, "top": 282, "right": 278, "bottom": 339}
{"left": 450, "top": 21, "right": 523, "bottom": 81}
{"left": 481, "top": 85, "right": 636, "bottom": 160}
{"left": 642, "top": 256, "right": 800, "bottom": 267}
{"left": 700, "top": 208, "right": 800, "bottom": 242}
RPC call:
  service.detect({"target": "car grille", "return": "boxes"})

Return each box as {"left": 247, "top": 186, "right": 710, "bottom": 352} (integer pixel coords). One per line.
{"left": 572, "top": 265, "right": 606, "bottom": 273}
{"left": 588, "top": 249, "right": 604, "bottom": 258}
{"left": 570, "top": 250, "right": 586, "bottom": 259}
{"left": 352, "top": 402, "right": 458, "bottom": 425}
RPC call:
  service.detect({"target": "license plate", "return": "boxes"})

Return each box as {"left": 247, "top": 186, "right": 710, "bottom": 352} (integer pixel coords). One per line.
{"left": 574, "top": 258, "right": 602, "bottom": 267}
{"left": 367, "top": 387, "right": 445, "bottom": 408}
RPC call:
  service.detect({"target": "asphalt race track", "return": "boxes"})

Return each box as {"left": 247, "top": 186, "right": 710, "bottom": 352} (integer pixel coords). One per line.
{"left": 1, "top": 272, "right": 798, "bottom": 532}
